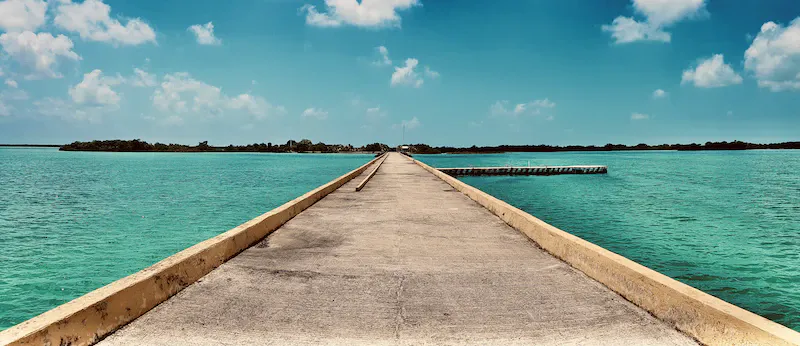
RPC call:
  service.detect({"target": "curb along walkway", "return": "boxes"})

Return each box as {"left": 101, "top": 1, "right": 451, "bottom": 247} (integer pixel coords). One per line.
{"left": 100, "top": 153, "right": 696, "bottom": 345}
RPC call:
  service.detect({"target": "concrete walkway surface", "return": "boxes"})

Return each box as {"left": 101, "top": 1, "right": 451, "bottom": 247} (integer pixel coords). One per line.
{"left": 99, "top": 153, "right": 697, "bottom": 345}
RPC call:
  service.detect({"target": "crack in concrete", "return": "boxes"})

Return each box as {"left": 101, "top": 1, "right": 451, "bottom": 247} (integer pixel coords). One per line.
{"left": 393, "top": 273, "right": 407, "bottom": 340}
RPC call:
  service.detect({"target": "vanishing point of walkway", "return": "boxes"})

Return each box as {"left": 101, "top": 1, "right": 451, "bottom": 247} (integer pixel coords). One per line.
{"left": 100, "top": 153, "right": 696, "bottom": 345}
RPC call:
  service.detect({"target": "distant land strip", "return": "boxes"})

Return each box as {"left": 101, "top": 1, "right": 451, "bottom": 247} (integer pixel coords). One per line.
{"left": 4, "top": 139, "right": 800, "bottom": 153}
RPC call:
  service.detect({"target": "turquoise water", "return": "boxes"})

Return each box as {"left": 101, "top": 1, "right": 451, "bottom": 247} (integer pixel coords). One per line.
{"left": 0, "top": 148, "right": 370, "bottom": 330}
{"left": 417, "top": 151, "right": 800, "bottom": 331}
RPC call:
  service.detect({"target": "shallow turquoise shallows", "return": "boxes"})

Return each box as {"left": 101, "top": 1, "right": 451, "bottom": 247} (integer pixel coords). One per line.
{"left": 417, "top": 150, "right": 800, "bottom": 331}
{"left": 0, "top": 148, "right": 371, "bottom": 330}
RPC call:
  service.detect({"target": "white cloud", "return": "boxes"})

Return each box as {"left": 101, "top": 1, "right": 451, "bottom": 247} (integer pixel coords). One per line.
{"left": 602, "top": 17, "right": 670, "bottom": 44}
{"left": 0, "top": 0, "right": 47, "bottom": 32}
{"left": 681, "top": 54, "right": 743, "bottom": 88}
{"left": 0, "top": 31, "right": 80, "bottom": 79}
{"left": 373, "top": 45, "right": 392, "bottom": 66}
{"left": 152, "top": 72, "right": 281, "bottom": 120}
{"left": 131, "top": 68, "right": 156, "bottom": 87}
{"left": 300, "top": 0, "right": 419, "bottom": 29}
{"left": 391, "top": 58, "right": 422, "bottom": 87}
{"left": 424, "top": 66, "right": 439, "bottom": 79}
{"left": 301, "top": 107, "right": 328, "bottom": 120}
{"left": 744, "top": 19, "right": 800, "bottom": 91}
{"left": 0, "top": 100, "right": 10, "bottom": 116}
{"left": 229, "top": 94, "right": 280, "bottom": 119}
{"left": 652, "top": 89, "right": 667, "bottom": 98}
{"left": 188, "top": 22, "right": 221, "bottom": 45}
{"left": 490, "top": 99, "right": 556, "bottom": 117}
{"left": 54, "top": 0, "right": 156, "bottom": 46}
{"left": 69, "top": 69, "right": 123, "bottom": 107}
{"left": 5, "top": 79, "right": 18, "bottom": 88}
{"left": 531, "top": 99, "right": 556, "bottom": 108}
{"left": 603, "top": 0, "right": 706, "bottom": 44}
{"left": 632, "top": 0, "right": 706, "bottom": 27}
{"left": 631, "top": 112, "right": 649, "bottom": 120}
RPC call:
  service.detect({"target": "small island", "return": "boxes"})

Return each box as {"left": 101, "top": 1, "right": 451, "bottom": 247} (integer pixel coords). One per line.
{"left": 59, "top": 139, "right": 389, "bottom": 153}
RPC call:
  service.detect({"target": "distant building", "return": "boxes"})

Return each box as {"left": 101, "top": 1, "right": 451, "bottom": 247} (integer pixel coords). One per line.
{"left": 399, "top": 145, "right": 410, "bottom": 153}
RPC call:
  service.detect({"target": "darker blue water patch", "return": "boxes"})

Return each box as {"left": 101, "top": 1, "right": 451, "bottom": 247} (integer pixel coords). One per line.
{"left": 0, "top": 148, "right": 371, "bottom": 330}
{"left": 418, "top": 150, "right": 800, "bottom": 331}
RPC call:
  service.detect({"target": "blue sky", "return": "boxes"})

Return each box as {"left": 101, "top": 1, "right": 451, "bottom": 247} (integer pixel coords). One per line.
{"left": 0, "top": 0, "right": 799, "bottom": 146}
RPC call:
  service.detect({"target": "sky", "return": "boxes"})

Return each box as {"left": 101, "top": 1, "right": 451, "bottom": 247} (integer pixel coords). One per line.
{"left": 0, "top": 0, "right": 799, "bottom": 147}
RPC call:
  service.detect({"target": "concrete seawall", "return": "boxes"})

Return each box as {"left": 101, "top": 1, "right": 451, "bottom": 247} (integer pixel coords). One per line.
{"left": 0, "top": 153, "right": 386, "bottom": 346}
{"left": 408, "top": 155, "right": 800, "bottom": 346}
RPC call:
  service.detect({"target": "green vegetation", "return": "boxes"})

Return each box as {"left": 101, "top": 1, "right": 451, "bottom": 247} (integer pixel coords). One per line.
{"left": 58, "top": 139, "right": 800, "bottom": 153}
{"left": 405, "top": 140, "right": 800, "bottom": 154}
{"left": 59, "top": 139, "right": 384, "bottom": 153}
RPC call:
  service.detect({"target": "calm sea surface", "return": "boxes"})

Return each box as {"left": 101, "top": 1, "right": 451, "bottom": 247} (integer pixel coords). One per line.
{"left": 417, "top": 150, "right": 800, "bottom": 331}
{"left": 0, "top": 148, "right": 371, "bottom": 330}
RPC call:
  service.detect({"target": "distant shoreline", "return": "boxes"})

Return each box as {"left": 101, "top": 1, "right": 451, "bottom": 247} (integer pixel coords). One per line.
{"left": 3, "top": 139, "right": 800, "bottom": 153}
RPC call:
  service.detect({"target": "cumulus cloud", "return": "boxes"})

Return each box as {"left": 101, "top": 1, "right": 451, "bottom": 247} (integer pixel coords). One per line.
{"left": 0, "top": 0, "right": 47, "bottom": 32}
{"left": 490, "top": 99, "right": 556, "bottom": 117}
{"left": 301, "top": 107, "right": 329, "bottom": 120}
{"left": 744, "top": 19, "right": 800, "bottom": 91}
{"left": 602, "top": 17, "right": 670, "bottom": 44}
{"left": 632, "top": 0, "right": 706, "bottom": 26}
{"left": 391, "top": 58, "right": 422, "bottom": 87}
{"left": 652, "top": 89, "right": 667, "bottom": 98}
{"left": 54, "top": 0, "right": 156, "bottom": 45}
{"left": 5, "top": 79, "right": 18, "bottom": 88}
{"left": 152, "top": 72, "right": 282, "bottom": 121}
{"left": 390, "top": 58, "right": 437, "bottom": 88}
{"left": 188, "top": 22, "right": 221, "bottom": 45}
{"left": 681, "top": 54, "right": 742, "bottom": 88}
{"left": 603, "top": 0, "right": 706, "bottom": 44}
{"left": 631, "top": 112, "right": 649, "bottom": 120}
{"left": 300, "top": 0, "right": 419, "bottom": 28}
{"left": 373, "top": 45, "right": 392, "bottom": 66}
{"left": 69, "top": 69, "right": 124, "bottom": 107}
{"left": 0, "top": 31, "right": 80, "bottom": 79}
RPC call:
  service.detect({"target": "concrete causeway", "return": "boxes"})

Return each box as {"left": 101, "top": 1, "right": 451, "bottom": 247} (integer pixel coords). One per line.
{"left": 99, "top": 153, "right": 696, "bottom": 345}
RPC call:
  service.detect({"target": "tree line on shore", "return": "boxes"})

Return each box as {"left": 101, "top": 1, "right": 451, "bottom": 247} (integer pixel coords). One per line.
{"left": 59, "top": 139, "right": 390, "bottom": 153}
{"left": 59, "top": 139, "right": 800, "bottom": 153}
{"left": 407, "top": 140, "right": 800, "bottom": 154}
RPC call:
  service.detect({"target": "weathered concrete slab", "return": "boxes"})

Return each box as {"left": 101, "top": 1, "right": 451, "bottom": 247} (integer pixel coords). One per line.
{"left": 99, "top": 153, "right": 696, "bottom": 345}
